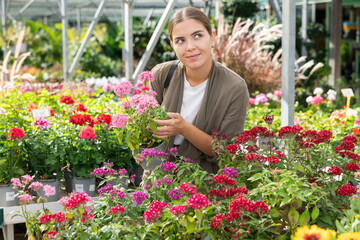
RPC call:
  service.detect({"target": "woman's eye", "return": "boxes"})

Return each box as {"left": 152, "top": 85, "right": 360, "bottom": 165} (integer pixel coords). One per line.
{"left": 176, "top": 39, "right": 184, "bottom": 44}
{"left": 194, "top": 34, "right": 202, "bottom": 39}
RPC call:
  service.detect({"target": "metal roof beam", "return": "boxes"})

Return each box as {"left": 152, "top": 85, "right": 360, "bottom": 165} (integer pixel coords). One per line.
{"left": 132, "top": 0, "right": 176, "bottom": 81}
{"left": 68, "top": 0, "right": 107, "bottom": 80}
{"left": 18, "top": 0, "right": 37, "bottom": 16}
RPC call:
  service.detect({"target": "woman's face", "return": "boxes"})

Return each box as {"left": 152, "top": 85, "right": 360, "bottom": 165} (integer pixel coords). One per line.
{"left": 170, "top": 18, "right": 214, "bottom": 72}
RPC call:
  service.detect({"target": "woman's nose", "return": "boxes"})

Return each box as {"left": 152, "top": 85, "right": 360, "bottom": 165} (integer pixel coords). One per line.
{"left": 186, "top": 40, "right": 196, "bottom": 51}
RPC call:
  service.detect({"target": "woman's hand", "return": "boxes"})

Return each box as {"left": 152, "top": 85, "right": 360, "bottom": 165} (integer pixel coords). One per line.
{"left": 131, "top": 149, "right": 143, "bottom": 164}
{"left": 152, "top": 112, "right": 189, "bottom": 139}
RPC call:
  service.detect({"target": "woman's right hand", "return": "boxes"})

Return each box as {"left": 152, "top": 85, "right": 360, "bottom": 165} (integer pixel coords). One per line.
{"left": 132, "top": 149, "right": 143, "bottom": 164}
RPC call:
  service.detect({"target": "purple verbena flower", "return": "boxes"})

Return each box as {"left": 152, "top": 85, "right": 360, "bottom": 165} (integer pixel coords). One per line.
{"left": 167, "top": 188, "right": 183, "bottom": 200}
{"left": 132, "top": 191, "right": 148, "bottom": 205}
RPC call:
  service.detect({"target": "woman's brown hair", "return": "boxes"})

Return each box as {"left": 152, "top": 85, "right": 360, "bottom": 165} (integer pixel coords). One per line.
{"left": 168, "top": 7, "right": 212, "bottom": 42}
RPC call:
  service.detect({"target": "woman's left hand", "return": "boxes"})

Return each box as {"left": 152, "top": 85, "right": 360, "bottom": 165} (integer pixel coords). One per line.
{"left": 152, "top": 112, "right": 189, "bottom": 139}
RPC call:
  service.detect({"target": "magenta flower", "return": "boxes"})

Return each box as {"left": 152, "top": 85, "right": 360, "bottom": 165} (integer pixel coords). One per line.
{"left": 255, "top": 93, "right": 268, "bottom": 104}
{"left": 222, "top": 167, "right": 238, "bottom": 178}
{"left": 162, "top": 162, "right": 176, "bottom": 172}
{"left": 58, "top": 196, "right": 70, "bottom": 206}
{"left": 111, "top": 113, "right": 128, "bottom": 129}
{"left": 249, "top": 97, "right": 255, "bottom": 105}
{"left": 32, "top": 117, "right": 51, "bottom": 130}
{"left": 167, "top": 188, "right": 183, "bottom": 200}
{"left": 43, "top": 185, "right": 56, "bottom": 197}
{"left": 273, "top": 90, "right": 282, "bottom": 97}
{"left": 130, "top": 174, "right": 136, "bottom": 183}
{"left": 114, "top": 81, "right": 133, "bottom": 96}
{"left": 78, "top": 126, "right": 97, "bottom": 140}
{"left": 132, "top": 191, "right": 149, "bottom": 205}
{"left": 119, "top": 169, "right": 127, "bottom": 175}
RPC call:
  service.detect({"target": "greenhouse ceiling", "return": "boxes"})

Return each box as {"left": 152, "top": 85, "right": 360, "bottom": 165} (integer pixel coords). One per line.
{"left": 5, "top": 0, "right": 210, "bottom": 23}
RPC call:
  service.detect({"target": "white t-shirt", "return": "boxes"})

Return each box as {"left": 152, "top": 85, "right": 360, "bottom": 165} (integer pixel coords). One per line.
{"left": 174, "top": 74, "right": 208, "bottom": 145}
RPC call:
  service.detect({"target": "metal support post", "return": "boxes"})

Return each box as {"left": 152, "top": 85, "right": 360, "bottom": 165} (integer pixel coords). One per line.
{"left": 269, "top": 0, "right": 282, "bottom": 23}
{"left": 123, "top": 0, "right": 134, "bottom": 82}
{"left": 301, "top": 0, "right": 308, "bottom": 57}
{"left": 1, "top": 0, "right": 7, "bottom": 61}
{"left": 60, "top": 0, "right": 69, "bottom": 82}
{"left": 132, "top": 0, "right": 176, "bottom": 81}
{"left": 356, "top": 17, "right": 360, "bottom": 82}
{"left": 328, "top": 0, "right": 342, "bottom": 87}
{"left": 76, "top": 7, "right": 81, "bottom": 37}
{"left": 68, "top": 0, "right": 107, "bottom": 79}
{"left": 325, "top": 3, "right": 330, "bottom": 65}
{"left": 281, "top": 0, "right": 295, "bottom": 127}
{"left": 311, "top": 3, "right": 316, "bottom": 22}
{"left": 144, "top": 8, "right": 154, "bottom": 26}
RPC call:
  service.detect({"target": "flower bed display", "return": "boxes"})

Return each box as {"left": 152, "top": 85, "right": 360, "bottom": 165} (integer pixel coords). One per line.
{"left": 8, "top": 113, "right": 360, "bottom": 239}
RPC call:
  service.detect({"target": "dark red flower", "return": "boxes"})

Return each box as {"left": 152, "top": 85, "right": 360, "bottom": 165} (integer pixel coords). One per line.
{"left": 96, "top": 113, "right": 112, "bottom": 125}
{"left": 342, "top": 135, "right": 358, "bottom": 144}
{"left": 60, "top": 95, "right": 74, "bottom": 105}
{"left": 340, "top": 141, "right": 355, "bottom": 151}
{"left": 235, "top": 130, "right": 257, "bottom": 144}
{"left": 327, "top": 166, "right": 343, "bottom": 175}
{"left": 278, "top": 125, "right": 303, "bottom": 139}
{"left": 316, "top": 130, "right": 332, "bottom": 143}
{"left": 225, "top": 144, "right": 241, "bottom": 154}
{"left": 262, "top": 115, "right": 274, "bottom": 126}
{"left": 344, "top": 162, "right": 360, "bottom": 171}
{"left": 336, "top": 183, "right": 357, "bottom": 196}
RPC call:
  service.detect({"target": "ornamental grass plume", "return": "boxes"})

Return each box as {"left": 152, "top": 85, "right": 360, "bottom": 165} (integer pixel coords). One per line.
{"left": 214, "top": 16, "right": 323, "bottom": 94}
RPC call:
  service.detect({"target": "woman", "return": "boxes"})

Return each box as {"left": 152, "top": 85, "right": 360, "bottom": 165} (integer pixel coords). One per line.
{"left": 137, "top": 7, "right": 249, "bottom": 174}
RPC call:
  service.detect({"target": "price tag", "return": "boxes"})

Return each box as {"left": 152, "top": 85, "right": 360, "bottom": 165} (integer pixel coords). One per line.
{"left": 341, "top": 88, "right": 354, "bottom": 97}
{"left": 75, "top": 184, "right": 84, "bottom": 193}
{"left": 6, "top": 191, "right": 15, "bottom": 201}
{"left": 89, "top": 185, "right": 95, "bottom": 192}
{"left": 31, "top": 108, "right": 50, "bottom": 119}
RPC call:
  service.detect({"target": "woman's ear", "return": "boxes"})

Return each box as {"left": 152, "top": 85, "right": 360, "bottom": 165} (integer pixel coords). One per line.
{"left": 170, "top": 41, "right": 174, "bottom": 48}
{"left": 211, "top": 30, "right": 216, "bottom": 47}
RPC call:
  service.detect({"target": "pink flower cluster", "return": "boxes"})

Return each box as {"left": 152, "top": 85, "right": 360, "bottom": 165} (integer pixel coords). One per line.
{"left": 310, "top": 96, "right": 324, "bottom": 105}
{"left": 138, "top": 71, "right": 155, "bottom": 84}
{"left": 143, "top": 200, "right": 168, "bottom": 223}
{"left": 39, "top": 212, "right": 67, "bottom": 225}
{"left": 111, "top": 113, "right": 128, "bottom": 129}
{"left": 132, "top": 191, "right": 149, "bottom": 205}
{"left": 114, "top": 81, "right": 133, "bottom": 96}
{"left": 109, "top": 189, "right": 126, "bottom": 199}
{"left": 78, "top": 126, "right": 96, "bottom": 140}
{"left": 167, "top": 188, "right": 183, "bottom": 200}
{"left": 129, "top": 93, "right": 159, "bottom": 115}
{"left": 222, "top": 167, "right": 238, "bottom": 178}
{"left": 32, "top": 117, "right": 51, "bottom": 130}
{"left": 98, "top": 184, "right": 113, "bottom": 196}
{"left": 254, "top": 93, "right": 268, "bottom": 105}
{"left": 90, "top": 168, "right": 117, "bottom": 177}
{"left": 209, "top": 187, "right": 248, "bottom": 199}
{"left": 141, "top": 148, "right": 169, "bottom": 161}
{"left": 212, "top": 174, "right": 237, "bottom": 186}
{"left": 154, "top": 178, "right": 173, "bottom": 186}
{"left": 162, "top": 162, "right": 176, "bottom": 172}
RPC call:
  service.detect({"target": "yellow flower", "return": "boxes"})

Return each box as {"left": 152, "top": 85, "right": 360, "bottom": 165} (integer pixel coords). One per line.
{"left": 294, "top": 225, "right": 337, "bottom": 240}
{"left": 337, "top": 232, "right": 360, "bottom": 240}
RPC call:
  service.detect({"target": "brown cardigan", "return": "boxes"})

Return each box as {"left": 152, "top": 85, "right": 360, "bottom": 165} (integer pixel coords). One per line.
{"left": 151, "top": 60, "right": 249, "bottom": 173}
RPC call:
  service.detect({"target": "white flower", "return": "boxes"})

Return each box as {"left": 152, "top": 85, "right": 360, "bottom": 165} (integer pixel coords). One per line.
{"left": 0, "top": 107, "right": 6, "bottom": 115}
{"left": 306, "top": 96, "right": 313, "bottom": 103}
{"left": 43, "top": 72, "right": 49, "bottom": 81}
{"left": 313, "top": 87, "right": 324, "bottom": 95}
{"left": 346, "top": 108, "right": 358, "bottom": 118}
{"left": 327, "top": 89, "right": 336, "bottom": 96}
{"left": 266, "top": 93, "right": 277, "bottom": 101}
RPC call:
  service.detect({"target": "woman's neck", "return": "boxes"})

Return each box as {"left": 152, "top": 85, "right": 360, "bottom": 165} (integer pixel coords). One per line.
{"left": 184, "top": 60, "right": 213, "bottom": 87}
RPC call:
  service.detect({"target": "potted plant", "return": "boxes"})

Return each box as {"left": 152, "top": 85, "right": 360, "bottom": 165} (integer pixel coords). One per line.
{"left": 113, "top": 71, "right": 168, "bottom": 168}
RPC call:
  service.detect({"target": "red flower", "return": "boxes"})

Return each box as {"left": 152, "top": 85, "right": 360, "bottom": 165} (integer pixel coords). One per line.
{"left": 212, "top": 174, "right": 236, "bottom": 186}
{"left": 344, "top": 162, "right": 360, "bottom": 171}
{"left": 210, "top": 214, "right": 225, "bottom": 229}
{"left": 71, "top": 104, "right": 87, "bottom": 114}
{"left": 59, "top": 95, "right": 74, "bottom": 105}
{"left": 69, "top": 114, "right": 93, "bottom": 126}
{"left": 8, "top": 128, "right": 25, "bottom": 140}
{"left": 143, "top": 208, "right": 161, "bottom": 223}
{"left": 245, "top": 153, "right": 261, "bottom": 162}
{"left": 79, "top": 126, "right": 97, "bottom": 140}
{"left": 169, "top": 205, "right": 187, "bottom": 217}
{"left": 235, "top": 130, "right": 257, "bottom": 144}
{"left": 301, "top": 130, "right": 317, "bottom": 138}
{"left": 342, "top": 135, "right": 358, "bottom": 143}
{"left": 336, "top": 183, "right": 357, "bottom": 196}
{"left": 187, "top": 193, "right": 210, "bottom": 209}
{"left": 27, "top": 102, "right": 39, "bottom": 113}
{"left": 251, "top": 200, "right": 269, "bottom": 216}
{"left": 262, "top": 115, "right": 274, "bottom": 126}
{"left": 66, "top": 192, "right": 92, "bottom": 210}
{"left": 48, "top": 107, "right": 54, "bottom": 116}
{"left": 109, "top": 205, "right": 126, "bottom": 215}
{"left": 95, "top": 113, "right": 112, "bottom": 125}
{"left": 263, "top": 156, "right": 280, "bottom": 164}
{"left": 225, "top": 144, "right": 241, "bottom": 154}
{"left": 178, "top": 182, "right": 197, "bottom": 194}
{"left": 340, "top": 141, "right": 355, "bottom": 151}
{"left": 315, "top": 130, "right": 332, "bottom": 143}
{"left": 327, "top": 166, "right": 343, "bottom": 175}
{"left": 149, "top": 201, "right": 168, "bottom": 210}
{"left": 278, "top": 125, "right": 303, "bottom": 139}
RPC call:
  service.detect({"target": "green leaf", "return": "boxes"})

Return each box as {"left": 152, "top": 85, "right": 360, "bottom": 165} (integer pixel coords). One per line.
{"left": 195, "top": 209, "right": 203, "bottom": 224}
{"left": 299, "top": 209, "right": 310, "bottom": 226}
{"left": 148, "top": 119, "right": 157, "bottom": 134}
{"left": 293, "top": 162, "right": 305, "bottom": 173}
{"left": 280, "top": 197, "right": 292, "bottom": 207}
{"left": 288, "top": 205, "right": 299, "bottom": 227}
{"left": 311, "top": 206, "right": 319, "bottom": 221}
{"left": 186, "top": 215, "right": 195, "bottom": 223}
{"left": 187, "top": 222, "right": 196, "bottom": 234}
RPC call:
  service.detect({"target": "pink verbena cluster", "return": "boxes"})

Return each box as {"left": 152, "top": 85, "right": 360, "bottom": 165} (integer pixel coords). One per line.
{"left": 65, "top": 192, "right": 92, "bottom": 209}
{"left": 111, "top": 113, "right": 128, "bottom": 129}
{"left": 129, "top": 93, "right": 159, "bottom": 115}
{"left": 114, "top": 81, "right": 133, "bottom": 96}
{"left": 78, "top": 126, "right": 96, "bottom": 140}
{"left": 132, "top": 191, "right": 149, "bottom": 205}
{"left": 109, "top": 205, "right": 126, "bottom": 215}
{"left": 178, "top": 182, "right": 197, "bottom": 194}
{"left": 162, "top": 162, "right": 176, "bottom": 172}
{"left": 187, "top": 193, "right": 210, "bottom": 210}
{"left": 32, "top": 117, "right": 51, "bottom": 130}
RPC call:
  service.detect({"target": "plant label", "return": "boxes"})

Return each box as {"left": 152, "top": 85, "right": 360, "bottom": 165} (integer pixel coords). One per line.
{"left": 31, "top": 108, "right": 50, "bottom": 119}
{"left": 6, "top": 191, "right": 15, "bottom": 201}
{"left": 341, "top": 88, "right": 354, "bottom": 97}
{"left": 89, "top": 185, "right": 95, "bottom": 192}
{"left": 75, "top": 184, "right": 84, "bottom": 192}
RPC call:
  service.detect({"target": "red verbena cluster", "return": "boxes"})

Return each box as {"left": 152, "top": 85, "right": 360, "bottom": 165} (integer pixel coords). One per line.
{"left": 226, "top": 144, "right": 242, "bottom": 154}
{"left": 81, "top": 211, "right": 94, "bottom": 223}
{"left": 8, "top": 128, "right": 25, "bottom": 140}
{"left": 344, "top": 162, "right": 360, "bottom": 171}
{"left": 210, "top": 214, "right": 225, "bottom": 229}
{"left": 334, "top": 135, "right": 360, "bottom": 160}
{"left": 327, "top": 166, "right": 343, "bottom": 175}
{"left": 95, "top": 114, "right": 112, "bottom": 125}
{"left": 209, "top": 187, "right": 248, "bottom": 198}
{"left": 187, "top": 193, "right": 211, "bottom": 210}
{"left": 228, "top": 194, "right": 269, "bottom": 221}
{"left": 70, "top": 104, "right": 87, "bottom": 114}
{"left": 212, "top": 174, "right": 237, "bottom": 186}
{"left": 69, "top": 114, "right": 94, "bottom": 127}
{"left": 235, "top": 130, "right": 257, "bottom": 144}
{"left": 169, "top": 205, "right": 187, "bottom": 217}
{"left": 59, "top": 95, "right": 74, "bottom": 105}
{"left": 143, "top": 200, "right": 168, "bottom": 223}
{"left": 178, "top": 182, "right": 197, "bottom": 195}
{"left": 278, "top": 125, "right": 303, "bottom": 139}
{"left": 149, "top": 201, "right": 168, "bottom": 211}
{"left": 38, "top": 212, "right": 67, "bottom": 225}
{"left": 66, "top": 192, "right": 92, "bottom": 210}
{"left": 109, "top": 205, "right": 126, "bottom": 215}
{"left": 262, "top": 115, "right": 274, "bottom": 126}
{"left": 336, "top": 183, "right": 357, "bottom": 196}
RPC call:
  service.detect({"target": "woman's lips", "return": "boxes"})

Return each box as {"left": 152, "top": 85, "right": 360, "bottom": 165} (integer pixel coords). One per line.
{"left": 187, "top": 53, "right": 200, "bottom": 60}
